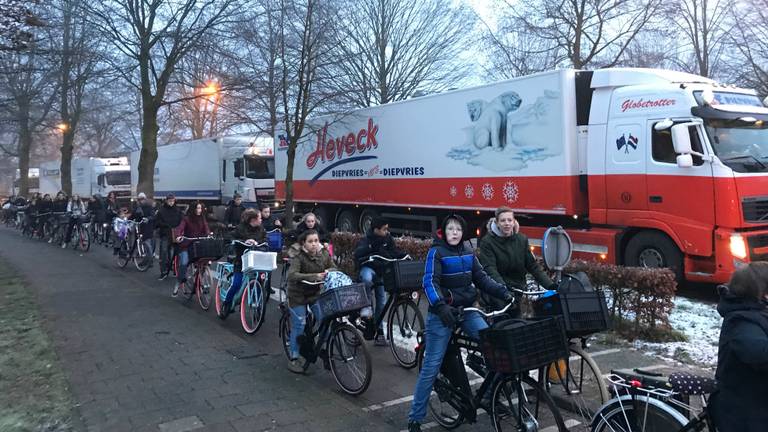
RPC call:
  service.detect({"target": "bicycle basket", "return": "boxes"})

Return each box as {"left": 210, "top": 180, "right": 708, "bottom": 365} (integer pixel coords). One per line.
{"left": 188, "top": 238, "right": 225, "bottom": 261}
{"left": 382, "top": 260, "right": 425, "bottom": 293}
{"left": 316, "top": 282, "right": 371, "bottom": 320}
{"left": 267, "top": 230, "right": 283, "bottom": 252}
{"left": 533, "top": 290, "right": 610, "bottom": 337}
{"left": 242, "top": 250, "right": 277, "bottom": 272}
{"left": 480, "top": 316, "right": 568, "bottom": 374}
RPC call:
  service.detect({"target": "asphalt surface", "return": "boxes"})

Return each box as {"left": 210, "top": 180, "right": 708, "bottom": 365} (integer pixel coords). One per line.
{"left": 0, "top": 227, "right": 711, "bottom": 432}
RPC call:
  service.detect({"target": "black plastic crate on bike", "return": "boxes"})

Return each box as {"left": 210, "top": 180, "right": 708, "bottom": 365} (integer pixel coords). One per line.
{"left": 382, "top": 260, "right": 425, "bottom": 293}
{"left": 480, "top": 316, "right": 568, "bottom": 374}
{"left": 188, "top": 238, "right": 226, "bottom": 262}
{"left": 534, "top": 290, "right": 610, "bottom": 337}
{"left": 316, "top": 283, "right": 371, "bottom": 320}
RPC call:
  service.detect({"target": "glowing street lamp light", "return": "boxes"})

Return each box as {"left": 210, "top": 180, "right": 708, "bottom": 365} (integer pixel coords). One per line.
{"left": 57, "top": 122, "right": 69, "bottom": 132}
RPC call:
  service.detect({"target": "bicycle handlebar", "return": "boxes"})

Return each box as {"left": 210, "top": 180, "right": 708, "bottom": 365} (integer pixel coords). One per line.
{"left": 461, "top": 301, "right": 516, "bottom": 319}
{"left": 231, "top": 239, "right": 269, "bottom": 248}
{"left": 299, "top": 279, "right": 325, "bottom": 285}
{"left": 177, "top": 235, "right": 214, "bottom": 241}
{"left": 266, "top": 228, "right": 281, "bottom": 233}
{"left": 364, "top": 254, "right": 412, "bottom": 263}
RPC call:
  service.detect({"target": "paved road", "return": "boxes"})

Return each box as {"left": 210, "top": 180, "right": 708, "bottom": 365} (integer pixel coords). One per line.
{"left": 0, "top": 227, "right": 709, "bottom": 432}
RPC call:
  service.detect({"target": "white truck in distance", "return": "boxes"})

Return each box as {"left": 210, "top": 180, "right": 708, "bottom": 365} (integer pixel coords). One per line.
{"left": 277, "top": 67, "right": 768, "bottom": 284}
{"left": 130, "top": 135, "right": 275, "bottom": 216}
{"left": 13, "top": 168, "right": 40, "bottom": 195}
{"left": 39, "top": 157, "right": 131, "bottom": 198}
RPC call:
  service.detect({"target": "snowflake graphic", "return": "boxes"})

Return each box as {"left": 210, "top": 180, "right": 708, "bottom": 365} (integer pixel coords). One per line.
{"left": 481, "top": 183, "right": 494, "bottom": 201}
{"left": 464, "top": 185, "right": 474, "bottom": 199}
{"left": 449, "top": 186, "right": 457, "bottom": 197}
{"left": 503, "top": 181, "right": 519, "bottom": 203}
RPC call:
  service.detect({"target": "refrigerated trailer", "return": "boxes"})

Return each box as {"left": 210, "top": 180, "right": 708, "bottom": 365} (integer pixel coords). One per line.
{"left": 276, "top": 68, "right": 768, "bottom": 283}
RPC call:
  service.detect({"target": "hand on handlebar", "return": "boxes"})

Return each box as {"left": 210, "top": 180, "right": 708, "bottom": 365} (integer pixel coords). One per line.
{"left": 435, "top": 303, "right": 458, "bottom": 327}
{"left": 245, "top": 239, "right": 256, "bottom": 246}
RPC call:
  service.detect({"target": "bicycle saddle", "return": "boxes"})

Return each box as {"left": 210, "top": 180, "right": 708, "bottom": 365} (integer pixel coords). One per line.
{"left": 669, "top": 372, "right": 716, "bottom": 396}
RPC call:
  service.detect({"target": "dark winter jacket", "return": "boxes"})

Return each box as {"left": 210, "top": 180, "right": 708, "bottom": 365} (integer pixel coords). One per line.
{"left": 354, "top": 230, "right": 406, "bottom": 272}
{"left": 176, "top": 215, "right": 210, "bottom": 250}
{"left": 131, "top": 200, "right": 155, "bottom": 238}
{"left": 479, "top": 219, "right": 553, "bottom": 291}
{"left": 38, "top": 199, "right": 53, "bottom": 214}
{"left": 262, "top": 214, "right": 281, "bottom": 232}
{"left": 287, "top": 247, "right": 334, "bottom": 306}
{"left": 155, "top": 203, "right": 183, "bottom": 238}
{"left": 232, "top": 222, "right": 266, "bottom": 271}
{"left": 88, "top": 198, "right": 108, "bottom": 223}
{"left": 289, "top": 221, "right": 329, "bottom": 243}
{"left": 423, "top": 238, "right": 508, "bottom": 311}
{"left": 710, "top": 286, "right": 768, "bottom": 432}
{"left": 53, "top": 198, "right": 68, "bottom": 213}
{"left": 223, "top": 201, "right": 244, "bottom": 226}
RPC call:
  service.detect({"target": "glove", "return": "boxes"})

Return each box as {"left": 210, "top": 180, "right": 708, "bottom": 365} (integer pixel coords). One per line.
{"left": 547, "top": 282, "right": 558, "bottom": 291}
{"left": 434, "top": 303, "right": 457, "bottom": 328}
{"left": 503, "top": 290, "right": 515, "bottom": 303}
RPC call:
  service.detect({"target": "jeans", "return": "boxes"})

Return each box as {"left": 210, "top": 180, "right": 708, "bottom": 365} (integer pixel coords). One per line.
{"left": 289, "top": 303, "right": 322, "bottom": 360}
{"left": 408, "top": 311, "right": 489, "bottom": 423}
{"left": 224, "top": 272, "right": 244, "bottom": 304}
{"left": 177, "top": 250, "right": 189, "bottom": 283}
{"left": 360, "top": 266, "right": 387, "bottom": 332}
{"left": 158, "top": 236, "right": 173, "bottom": 274}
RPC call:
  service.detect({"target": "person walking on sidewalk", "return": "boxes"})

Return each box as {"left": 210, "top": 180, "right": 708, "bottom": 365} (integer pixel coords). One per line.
{"left": 154, "top": 194, "right": 183, "bottom": 280}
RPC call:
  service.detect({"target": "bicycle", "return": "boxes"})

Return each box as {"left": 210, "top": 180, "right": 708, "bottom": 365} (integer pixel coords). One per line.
{"left": 173, "top": 235, "right": 218, "bottom": 311}
{"left": 115, "top": 218, "right": 151, "bottom": 271}
{"left": 277, "top": 279, "right": 373, "bottom": 395}
{"left": 416, "top": 297, "right": 568, "bottom": 432}
{"left": 590, "top": 368, "right": 717, "bottom": 432}
{"left": 66, "top": 213, "right": 91, "bottom": 252}
{"left": 357, "top": 254, "right": 425, "bottom": 369}
{"left": 212, "top": 240, "right": 274, "bottom": 334}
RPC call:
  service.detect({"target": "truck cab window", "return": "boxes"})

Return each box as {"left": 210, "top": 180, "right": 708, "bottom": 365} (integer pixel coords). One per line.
{"left": 245, "top": 157, "right": 275, "bottom": 179}
{"left": 652, "top": 123, "right": 704, "bottom": 166}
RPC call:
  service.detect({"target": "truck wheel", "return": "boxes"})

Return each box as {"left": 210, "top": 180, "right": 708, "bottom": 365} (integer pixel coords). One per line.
{"left": 359, "top": 209, "right": 380, "bottom": 234}
{"left": 625, "top": 231, "right": 683, "bottom": 282}
{"left": 336, "top": 210, "right": 359, "bottom": 233}
{"left": 313, "top": 206, "right": 333, "bottom": 230}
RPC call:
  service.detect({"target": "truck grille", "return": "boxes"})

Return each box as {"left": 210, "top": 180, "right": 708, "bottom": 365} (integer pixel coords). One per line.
{"left": 743, "top": 196, "right": 768, "bottom": 223}
{"left": 747, "top": 234, "right": 768, "bottom": 261}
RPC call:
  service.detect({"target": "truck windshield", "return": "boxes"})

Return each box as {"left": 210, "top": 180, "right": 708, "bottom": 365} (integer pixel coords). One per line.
{"left": 105, "top": 171, "right": 131, "bottom": 186}
{"left": 245, "top": 156, "right": 274, "bottom": 179}
{"left": 705, "top": 119, "right": 768, "bottom": 173}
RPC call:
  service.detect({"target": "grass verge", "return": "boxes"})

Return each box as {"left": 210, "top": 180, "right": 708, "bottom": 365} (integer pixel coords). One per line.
{"left": 0, "top": 259, "right": 75, "bottom": 432}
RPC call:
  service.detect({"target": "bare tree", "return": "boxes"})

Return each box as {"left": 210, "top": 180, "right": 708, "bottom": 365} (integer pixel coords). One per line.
{"left": 480, "top": 17, "right": 562, "bottom": 79}
{"left": 330, "top": 0, "right": 476, "bottom": 107}
{"left": 87, "top": 0, "right": 243, "bottom": 196}
{"left": 669, "top": 0, "right": 730, "bottom": 78}
{"left": 493, "top": 0, "right": 663, "bottom": 70}
{"left": 277, "top": 0, "right": 340, "bottom": 225}
{"left": 729, "top": 1, "right": 768, "bottom": 95}
{"left": 0, "top": 0, "right": 44, "bottom": 52}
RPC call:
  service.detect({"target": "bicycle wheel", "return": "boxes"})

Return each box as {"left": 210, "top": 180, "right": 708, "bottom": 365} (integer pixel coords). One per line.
{"left": 197, "top": 264, "right": 213, "bottom": 311}
{"left": 215, "top": 268, "right": 232, "bottom": 319}
{"left": 590, "top": 395, "right": 688, "bottom": 432}
{"left": 327, "top": 322, "right": 372, "bottom": 395}
{"left": 545, "top": 343, "right": 609, "bottom": 431}
{"left": 116, "top": 240, "right": 131, "bottom": 268}
{"left": 387, "top": 297, "right": 424, "bottom": 369}
{"left": 133, "top": 240, "right": 151, "bottom": 272}
{"left": 492, "top": 375, "right": 567, "bottom": 432}
{"left": 240, "top": 279, "right": 266, "bottom": 334}
{"left": 279, "top": 310, "right": 293, "bottom": 360}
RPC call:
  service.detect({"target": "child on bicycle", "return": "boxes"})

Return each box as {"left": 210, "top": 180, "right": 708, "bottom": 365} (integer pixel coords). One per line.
{"left": 407, "top": 214, "right": 513, "bottom": 432}
{"left": 112, "top": 208, "right": 131, "bottom": 256}
{"left": 710, "top": 262, "right": 768, "bottom": 432}
{"left": 173, "top": 202, "right": 212, "bottom": 297}
{"left": 286, "top": 229, "right": 335, "bottom": 374}
{"left": 220, "top": 208, "right": 266, "bottom": 317}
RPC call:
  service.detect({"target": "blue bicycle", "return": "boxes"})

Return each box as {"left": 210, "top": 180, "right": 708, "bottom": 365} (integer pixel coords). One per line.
{"left": 213, "top": 240, "right": 276, "bottom": 335}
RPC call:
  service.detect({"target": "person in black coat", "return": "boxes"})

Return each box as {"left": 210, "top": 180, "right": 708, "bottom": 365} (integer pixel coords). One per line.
{"left": 131, "top": 193, "right": 156, "bottom": 267}
{"left": 154, "top": 193, "right": 183, "bottom": 279}
{"left": 353, "top": 217, "right": 406, "bottom": 344}
{"left": 223, "top": 194, "right": 245, "bottom": 228}
{"left": 288, "top": 212, "right": 329, "bottom": 243}
{"left": 710, "top": 262, "right": 768, "bottom": 432}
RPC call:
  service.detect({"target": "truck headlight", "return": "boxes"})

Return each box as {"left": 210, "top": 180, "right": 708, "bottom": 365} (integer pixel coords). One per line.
{"left": 730, "top": 234, "right": 748, "bottom": 260}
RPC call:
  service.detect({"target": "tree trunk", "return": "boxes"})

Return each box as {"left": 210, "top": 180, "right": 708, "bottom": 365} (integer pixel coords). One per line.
{"left": 284, "top": 136, "right": 297, "bottom": 228}
{"left": 60, "top": 130, "right": 74, "bottom": 196}
{"left": 137, "top": 105, "right": 159, "bottom": 196}
{"left": 17, "top": 124, "right": 32, "bottom": 197}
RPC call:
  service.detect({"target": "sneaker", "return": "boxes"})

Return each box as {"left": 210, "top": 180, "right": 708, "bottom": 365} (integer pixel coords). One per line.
{"left": 47, "top": 238, "right": 53, "bottom": 244}
{"left": 286, "top": 358, "right": 305, "bottom": 374}
{"left": 374, "top": 333, "right": 387, "bottom": 347}
{"left": 408, "top": 421, "right": 421, "bottom": 432}
{"left": 61, "top": 243, "right": 67, "bottom": 249}
{"left": 157, "top": 272, "right": 168, "bottom": 281}
{"left": 172, "top": 282, "right": 180, "bottom": 297}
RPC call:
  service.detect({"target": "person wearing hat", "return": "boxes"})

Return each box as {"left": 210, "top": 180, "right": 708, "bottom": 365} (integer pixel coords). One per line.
{"left": 131, "top": 192, "right": 156, "bottom": 267}
{"left": 353, "top": 216, "right": 406, "bottom": 345}
{"left": 154, "top": 193, "right": 183, "bottom": 280}
{"left": 407, "top": 214, "right": 513, "bottom": 432}
{"left": 224, "top": 193, "right": 245, "bottom": 229}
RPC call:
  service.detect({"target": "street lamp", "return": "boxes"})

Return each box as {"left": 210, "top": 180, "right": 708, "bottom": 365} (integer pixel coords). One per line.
{"left": 197, "top": 79, "right": 220, "bottom": 137}
{"left": 57, "top": 122, "right": 69, "bottom": 132}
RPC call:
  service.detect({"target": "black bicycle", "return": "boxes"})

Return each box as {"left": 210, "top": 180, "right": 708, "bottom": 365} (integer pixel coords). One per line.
{"left": 417, "top": 301, "right": 568, "bottom": 432}
{"left": 115, "top": 218, "right": 151, "bottom": 271}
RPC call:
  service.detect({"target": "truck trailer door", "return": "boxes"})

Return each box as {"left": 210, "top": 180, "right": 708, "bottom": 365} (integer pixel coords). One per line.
{"left": 646, "top": 119, "right": 715, "bottom": 257}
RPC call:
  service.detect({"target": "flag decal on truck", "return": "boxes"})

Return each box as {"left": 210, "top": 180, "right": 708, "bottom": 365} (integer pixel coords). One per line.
{"left": 616, "top": 133, "right": 638, "bottom": 153}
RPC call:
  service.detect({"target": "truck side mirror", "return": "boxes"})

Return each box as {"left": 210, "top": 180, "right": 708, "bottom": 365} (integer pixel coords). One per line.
{"left": 671, "top": 124, "right": 693, "bottom": 154}
{"left": 676, "top": 154, "right": 693, "bottom": 168}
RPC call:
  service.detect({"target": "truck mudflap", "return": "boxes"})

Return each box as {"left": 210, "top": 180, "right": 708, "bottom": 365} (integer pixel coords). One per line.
{"left": 520, "top": 226, "right": 618, "bottom": 264}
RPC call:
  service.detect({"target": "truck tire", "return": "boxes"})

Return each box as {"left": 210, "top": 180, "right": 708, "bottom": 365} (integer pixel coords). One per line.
{"left": 336, "top": 210, "right": 359, "bottom": 233}
{"left": 313, "top": 206, "right": 333, "bottom": 230}
{"left": 624, "top": 231, "right": 683, "bottom": 282}
{"left": 359, "top": 209, "right": 380, "bottom": 234}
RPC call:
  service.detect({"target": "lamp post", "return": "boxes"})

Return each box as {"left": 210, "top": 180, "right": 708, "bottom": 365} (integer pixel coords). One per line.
{"left": 197, "top": 80, "right": 220, "bottom": 137}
